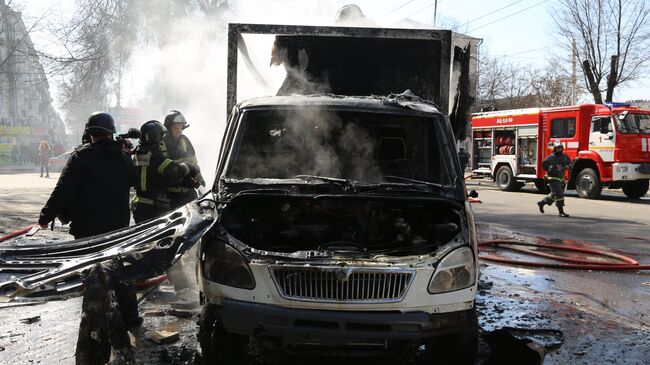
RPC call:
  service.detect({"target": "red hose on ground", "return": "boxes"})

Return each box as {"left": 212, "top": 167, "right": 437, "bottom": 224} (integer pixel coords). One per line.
{"left": 133, "top": 274, "right": 168, "bottom": 289}
{"left": 0, "top": 226, "right": 33, "bottom": 243}
{"left": 479, "top": 240, "right": 650, "bottom": 271}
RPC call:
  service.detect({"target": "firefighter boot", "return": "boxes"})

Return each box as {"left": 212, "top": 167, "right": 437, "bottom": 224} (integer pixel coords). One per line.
{"left": 557, "top": 204, "right": 570, "bottom": 218}
{"left": 537, "top": 200, "right": 545, "bottom": 214}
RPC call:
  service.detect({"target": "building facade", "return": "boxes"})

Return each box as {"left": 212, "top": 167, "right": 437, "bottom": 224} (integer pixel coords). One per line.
{"left": 0, "top": 1, "right": 66, "bottom": 163}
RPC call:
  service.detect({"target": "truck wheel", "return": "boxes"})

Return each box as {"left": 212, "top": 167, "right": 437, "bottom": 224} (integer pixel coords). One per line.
{"left": 575, "top": 168, "right": 602, "bottom": 199}
{"left": 199, "top": 304, "right": 249, "bottom": 365}
{"left": 534, "top": 179, "right": 550, "bottom": 194}
{"left": 423, "top": 307, "right": 478, "bottom": 365}
{"left": 622, "top": 180, "right": 649, "bottom": 199}
{"left": 495, "top": 165, "right": 519, "bottom": 191}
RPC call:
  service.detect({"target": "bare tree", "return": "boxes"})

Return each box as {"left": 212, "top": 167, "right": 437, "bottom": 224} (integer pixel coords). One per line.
{"left": 477, "top": 53, "right": 574, "bottom": 110}
{"left": 555, "top": 0, "right": 650, "bottom": 103}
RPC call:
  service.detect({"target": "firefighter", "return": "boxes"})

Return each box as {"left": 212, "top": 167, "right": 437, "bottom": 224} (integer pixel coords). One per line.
{"left": 132, "top": 120, "right": 199, "bottom": 223}
{"left": 38, "top": 112, "right": 135, "bottom": 238}
{"left": 38, "top": 112, "right": 142, "bottom": 327}
{"left": 162, "top": 110, "right": 205, "bottom": 209}
{"left": 537, "top": 139, "right": 572, "bottom": 217}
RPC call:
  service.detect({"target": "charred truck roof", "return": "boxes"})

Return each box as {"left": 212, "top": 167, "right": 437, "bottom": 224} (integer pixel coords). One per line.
{"left": 227, "top": 23, "right": 480, "bottom": 140}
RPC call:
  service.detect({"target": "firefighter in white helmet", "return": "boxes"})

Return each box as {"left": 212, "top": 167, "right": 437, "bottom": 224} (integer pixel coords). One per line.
{"left": 537, "top": 139, "right": 572, "bottom": 217}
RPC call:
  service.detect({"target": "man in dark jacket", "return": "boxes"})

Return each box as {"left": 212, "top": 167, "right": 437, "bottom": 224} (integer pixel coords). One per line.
{"left": 132, "top": 120, "right": 199, "bottom": 223}
{"left": 537, "top": 139, "right": 572, "bottom": 217}
{"left": 38, "top": 112, "right": 142, "bottom": 327}
{"left": 38, "top": 112, "right": 135, "bottom": 238}
{"left": 162, "top": 110, "right": 205, "bottom": 209}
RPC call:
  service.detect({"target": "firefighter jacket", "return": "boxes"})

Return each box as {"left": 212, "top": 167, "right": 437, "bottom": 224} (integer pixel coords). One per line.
{"left": 39, "top": 139, "right": 136, "bottom": 239}
{"left": 541, "top": 153, "right": 572, "bottom": 180}
{"left": 163, "top": 134, "right": 205, "bottom": 187}
{"left": 132, "top": 142, "right": 193, "bottom": 210}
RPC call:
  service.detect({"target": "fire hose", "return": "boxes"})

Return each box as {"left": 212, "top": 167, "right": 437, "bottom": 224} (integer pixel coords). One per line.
{"left": 479, "top": 240, "right": 650, "bottom": 271}
{"left": 0, "top": 225, "right": 34, "bottom": 243}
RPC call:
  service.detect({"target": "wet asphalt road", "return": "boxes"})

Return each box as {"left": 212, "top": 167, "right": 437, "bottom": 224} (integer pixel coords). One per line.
{"left": 468, "top": 179, "right": 650, "bottom": 364}
{"left": 0, "top": 173, "right": 649, "bottom": 364}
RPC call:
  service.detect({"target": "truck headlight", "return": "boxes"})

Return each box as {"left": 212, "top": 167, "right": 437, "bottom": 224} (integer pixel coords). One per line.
{"left": 428, "top": 247, "right": 476, "bottom": 294}
{"left": 616, "top": 166, "right": 628, "bottom": 173}
{"left": 201, "top": 238, "right": 255, "bottom": 289}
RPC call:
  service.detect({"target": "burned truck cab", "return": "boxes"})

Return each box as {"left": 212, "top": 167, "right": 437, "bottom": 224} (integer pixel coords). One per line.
{"left": 197, "top": 24, "right": 480, "bottom": 363}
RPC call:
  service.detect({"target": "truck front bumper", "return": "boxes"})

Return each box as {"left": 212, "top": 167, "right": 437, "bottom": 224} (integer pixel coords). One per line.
{"left": 219, "top": 298, "right": 473, "bottom": 347}
{"left": 612, "top": 163, "right": 650, "bottom": 181}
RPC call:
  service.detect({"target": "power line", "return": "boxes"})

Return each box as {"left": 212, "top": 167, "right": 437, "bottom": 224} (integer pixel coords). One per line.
{"left": 468, "top": 0, "right": 551, "bottom": 33}
{"left": 379, "top": 0, "right": 419, "bottom": 19}
{"left": 403, "top": 0, "right": 445, "bottom": 21}
{"left": 453, "top": 0, "right": 527, "bottom": 30}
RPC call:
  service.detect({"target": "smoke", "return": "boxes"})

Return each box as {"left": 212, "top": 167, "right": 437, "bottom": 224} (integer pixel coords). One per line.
{"left": 110, "top": 1, "right": 372, "bottom": 184}
{"left": 230, "top": 106, "right": 381, "bottom": 182}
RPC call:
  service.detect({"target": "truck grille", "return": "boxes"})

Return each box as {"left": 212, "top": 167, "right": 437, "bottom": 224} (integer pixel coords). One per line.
{"left": 270, "top": 266, "right": 414, "bottom": 303}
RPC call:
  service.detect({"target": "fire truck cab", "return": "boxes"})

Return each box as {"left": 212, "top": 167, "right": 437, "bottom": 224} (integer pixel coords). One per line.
{"left": 470, "top": 103, "right": 650, "bottom": 199}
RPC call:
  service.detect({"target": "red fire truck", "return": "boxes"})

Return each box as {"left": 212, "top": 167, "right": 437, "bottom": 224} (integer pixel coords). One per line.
{"left": 470, "top": 103, "right": 650, "bottom": 199}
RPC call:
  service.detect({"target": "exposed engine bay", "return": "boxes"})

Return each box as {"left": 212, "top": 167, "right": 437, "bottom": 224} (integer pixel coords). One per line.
{"left": 220, "top": 194, "right": 462, "bottom": 256}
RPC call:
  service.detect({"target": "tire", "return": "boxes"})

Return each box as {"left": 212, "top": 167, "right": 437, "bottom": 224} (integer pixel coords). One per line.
{"left": 622, "top": 180, "right": 649, "bottom": 199}
{"left": 495, "top": 165, "right": 518, "bottom": 191}
{"left": 422, "top": 307, "right": 479, "bottom": 365}
{"left": 199, "top": 304, "right": 249, "bottom": 365}
{"left": 534, "top": 179, "right": 550, "bottom": 194}
{"left": 575, "top": 168, "right": 602, "bottom": 199}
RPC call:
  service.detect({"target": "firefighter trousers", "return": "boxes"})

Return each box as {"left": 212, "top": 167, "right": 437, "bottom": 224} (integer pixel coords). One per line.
{"left": 542, "top": 179, "right": 565, "bottom": 208}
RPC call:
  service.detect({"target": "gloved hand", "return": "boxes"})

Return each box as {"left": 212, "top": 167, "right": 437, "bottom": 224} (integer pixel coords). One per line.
{"left": 182, "top": 176, "right": 201, "bottom": 189}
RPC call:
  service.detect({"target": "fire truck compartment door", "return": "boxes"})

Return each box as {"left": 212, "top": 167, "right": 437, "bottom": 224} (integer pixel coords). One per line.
{"left": 589, "top": 117, "right": 615, "bottom": 162}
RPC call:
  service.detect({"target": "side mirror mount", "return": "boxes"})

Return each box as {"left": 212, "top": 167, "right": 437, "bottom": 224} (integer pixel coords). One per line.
{"left": 468, "top": 190, "right": 479, "bottom": 198}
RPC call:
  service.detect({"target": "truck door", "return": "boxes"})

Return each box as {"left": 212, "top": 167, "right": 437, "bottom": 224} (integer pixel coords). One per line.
{"left": 589, "top": 116, "right": 615, "bottom": 162}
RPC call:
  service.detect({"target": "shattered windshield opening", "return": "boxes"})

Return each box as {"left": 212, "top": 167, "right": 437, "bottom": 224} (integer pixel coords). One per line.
{"left": 226, "top": 108, "right": 454, "bottom": 186}
{"left": 617, "top": 113, "right": 650, "bottom": 134}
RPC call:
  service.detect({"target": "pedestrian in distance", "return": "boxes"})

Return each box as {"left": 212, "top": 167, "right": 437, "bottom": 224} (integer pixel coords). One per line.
{"left": 38, "top": 112, "right": 142, "bottom": 327}
{"left": 38, "top": 140, "right": 52, "bottom": 178}
{"left": 537, "top": 139, "right": 572, "bottom": 218}
{"left": 458, "top": 147, "right": 470, "bottom": 174}
{"left": 162, "top": 110, "right": 205, "bottom": 209}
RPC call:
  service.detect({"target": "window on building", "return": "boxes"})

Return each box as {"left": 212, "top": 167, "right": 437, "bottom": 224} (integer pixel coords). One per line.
{"left": 551, "top": 118, "right": 576, "bottom": 138}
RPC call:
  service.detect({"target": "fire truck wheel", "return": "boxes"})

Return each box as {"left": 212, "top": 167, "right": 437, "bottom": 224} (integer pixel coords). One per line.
{"left": 622, "top": 180, "right": 649, "bottom": 199}
{"left": 495, "top": 165, "right": 519, "bottom": 191}
{"left": 575, "top": 168, "right": 602, "bottom": 199}
{"left": 534, "top": 179, "right": 550, "bottom": 194}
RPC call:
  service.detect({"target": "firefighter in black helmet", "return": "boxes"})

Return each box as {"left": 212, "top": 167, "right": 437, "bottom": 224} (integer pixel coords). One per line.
{"left": 163, "top": 110, "right": 205, "bottom": 209}
{"left": 132, "top": 120, "right": 199, "bottom": 223}
{"left": 38, "top": 112, "right": 142, "bottom": 327}
{"left": 537, "top": 139, "right": 572, "bottom": 217}
{"left": 39, "top": 112, "right": 136, "bottom": 238}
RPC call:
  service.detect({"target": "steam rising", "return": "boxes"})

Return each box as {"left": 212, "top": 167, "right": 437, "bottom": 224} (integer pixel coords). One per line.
{"left": 116, "top": 1, "right": 368, "bottom": 184}
{"left": 231, "top": 107, "right": 381, "bottom": 182}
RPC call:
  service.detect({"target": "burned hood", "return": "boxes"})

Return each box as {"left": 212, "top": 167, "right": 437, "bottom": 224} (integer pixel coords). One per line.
{"left": 212, "top": 191, "right": 467, "bottom": 260}
{"left": 0, "top": 201, "right": 214, "bottom": 300}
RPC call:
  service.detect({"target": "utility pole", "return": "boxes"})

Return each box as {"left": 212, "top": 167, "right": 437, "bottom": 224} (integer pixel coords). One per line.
{"left": 571, "top": 38, "right": 577, "bottom": 105}
{"left": 433, "top": 0, "right": 438, "bottom": 28}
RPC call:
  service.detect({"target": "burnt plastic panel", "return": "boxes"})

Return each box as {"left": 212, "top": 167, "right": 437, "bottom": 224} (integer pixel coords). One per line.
{"left": 272, "top": 36, "right": 442, "bottom": 103}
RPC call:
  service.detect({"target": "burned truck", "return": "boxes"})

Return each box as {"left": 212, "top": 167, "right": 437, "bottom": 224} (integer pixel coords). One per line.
{"left": 197, "top": 24, "right": 480, "bottom": 363}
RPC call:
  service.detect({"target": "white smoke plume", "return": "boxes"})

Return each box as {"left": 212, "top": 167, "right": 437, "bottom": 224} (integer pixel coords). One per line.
{"left": 115, "top": 1, "right": 372, "bottom": 184}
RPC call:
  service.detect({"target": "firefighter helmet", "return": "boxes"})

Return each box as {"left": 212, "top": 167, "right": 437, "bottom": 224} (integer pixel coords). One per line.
{"left": 86, "top": 112, "right": 116, "bottom": 134}
{"left": 139, "top": 120, "right": 166, "bottom": 144}
{"left": 553, "top": 139, "right": 563, "bottom": 149}
{"left": 164, "top": 110, "right": 188, "bottom": 131}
